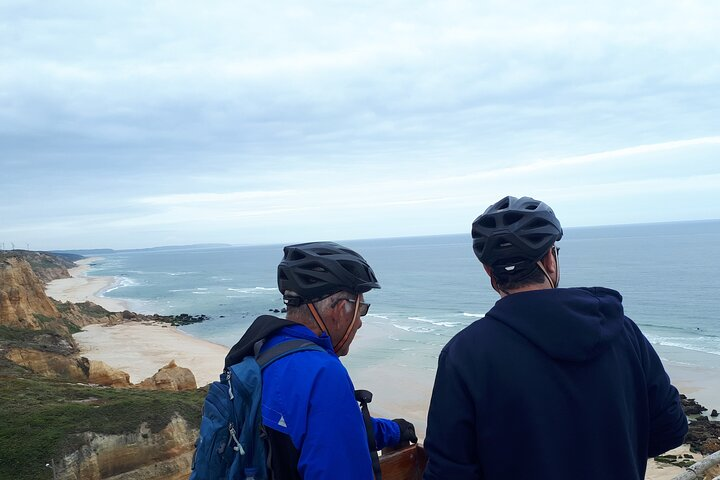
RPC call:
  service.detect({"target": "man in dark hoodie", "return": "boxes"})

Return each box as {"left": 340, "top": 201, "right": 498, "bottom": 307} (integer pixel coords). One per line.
{"left": 224, "top": 241, "right": 417, "bottom": 480}
{"left": 423, "top": 196, "right": 687, "bottom": 480}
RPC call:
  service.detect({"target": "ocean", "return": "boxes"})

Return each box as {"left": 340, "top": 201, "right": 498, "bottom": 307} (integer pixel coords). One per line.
{"left": 87, "top": 220, "right": 720, "bottom": 427}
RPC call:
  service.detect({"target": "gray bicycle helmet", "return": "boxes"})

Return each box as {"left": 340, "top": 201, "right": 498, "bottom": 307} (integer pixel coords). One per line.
{"left": 277, "top": 241, "right": 380, "bottom": 305}
{"left": 471, "top": 196, "right": 563, "bottom": 276}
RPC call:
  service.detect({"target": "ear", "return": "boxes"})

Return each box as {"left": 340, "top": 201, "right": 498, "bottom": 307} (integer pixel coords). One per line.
{"left": 483, "top": 264, "right": 494, "bottom": 278}
{"left": 542, "top": 248, "right": 557, "bottom": 275}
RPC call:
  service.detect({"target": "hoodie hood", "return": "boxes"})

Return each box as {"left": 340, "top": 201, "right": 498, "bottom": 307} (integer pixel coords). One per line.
{"left": 485, "top": 287, "right": 625, "bottom": 362}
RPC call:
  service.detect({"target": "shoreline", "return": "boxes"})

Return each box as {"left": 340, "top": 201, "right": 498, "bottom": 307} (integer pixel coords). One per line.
{"left": 46, "top": 258, "right": 228, "bottom": 386}
{"left": 45, "top": 257, "right": 131, "bottom": 312}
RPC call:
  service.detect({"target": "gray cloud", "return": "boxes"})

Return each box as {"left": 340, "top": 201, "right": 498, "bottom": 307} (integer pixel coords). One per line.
{"left": 1, "top": 0, "right": 719, "bottom": 248}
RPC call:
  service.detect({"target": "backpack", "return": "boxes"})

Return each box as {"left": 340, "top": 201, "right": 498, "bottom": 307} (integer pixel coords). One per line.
{"left": 190, "top": 339, "right": 326, "bottom": 480}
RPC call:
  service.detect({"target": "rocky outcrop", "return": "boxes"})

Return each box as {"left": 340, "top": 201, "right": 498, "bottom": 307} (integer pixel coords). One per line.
{"left": 138, "top": 360, "right": 197, "bottom": 391}
{"left": 0, "top": 258, "right": 60, "bottom": 329}
{"left": 88, "top": 360, "right": 132, "bottom": 388}
{"left": 4, "top": 348, "right": 133, "bottom": 387}
{"left": 58, "top": 414, "right": 197, "bottom": 480}
{"left": 686, "top": 416, "right": 720, "bottom": 455}
{"left": 5, "top": 347, "right": 89, "bottom": 381}
{"left": 58, "top": 300, "right": 124, "bottom": 327}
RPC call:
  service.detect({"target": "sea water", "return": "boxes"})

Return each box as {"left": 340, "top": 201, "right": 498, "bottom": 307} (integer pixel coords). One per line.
{"left": 89, "top": 220, "right": 720, "bottom": 424}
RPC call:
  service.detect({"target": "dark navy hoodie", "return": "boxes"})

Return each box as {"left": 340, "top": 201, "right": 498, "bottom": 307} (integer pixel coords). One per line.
{"left": 423, "top": 287, "right": 687, "bottom": 480}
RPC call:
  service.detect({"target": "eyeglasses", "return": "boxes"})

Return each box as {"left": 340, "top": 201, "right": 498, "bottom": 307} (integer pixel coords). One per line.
{"left": 346, "top": 298, "right": 371, "bottom": 317}
{"left": 333, "top": 297, "right": 371, "bottom": 316}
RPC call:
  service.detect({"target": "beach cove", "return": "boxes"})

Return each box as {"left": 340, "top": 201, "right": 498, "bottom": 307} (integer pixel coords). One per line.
{"left": 46, "top": 258, "right": 228, "bottom": 388}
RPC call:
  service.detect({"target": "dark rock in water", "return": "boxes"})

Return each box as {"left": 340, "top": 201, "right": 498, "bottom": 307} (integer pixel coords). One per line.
{"left": 281, "top": 307, "right": 287, "bottom": 313}
{"left": 680, "top": 394, "right": 705, "bottom": 415}
{"left": 219, "top": 315, "right": 225, "bottom": 318}
{"left": 167, "top": 313, "right": 209, "bottom": 326}
{"left": 711, "top": 409, "right": 719, "bottom": 417}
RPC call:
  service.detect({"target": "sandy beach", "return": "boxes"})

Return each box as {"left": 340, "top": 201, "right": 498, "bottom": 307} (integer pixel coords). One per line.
{"left": 47, "top": 257, "right": 228, "bottom": 386}
{"left": 46, "top": 257, "right": 130, "bottom": 312}
{"left": 73, "top": 322, "right": 228, "bottom": 386}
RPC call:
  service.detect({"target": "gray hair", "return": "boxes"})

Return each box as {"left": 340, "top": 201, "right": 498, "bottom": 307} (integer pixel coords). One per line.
{"left": 285, "top": 290, "right": 353, "bottom": 323}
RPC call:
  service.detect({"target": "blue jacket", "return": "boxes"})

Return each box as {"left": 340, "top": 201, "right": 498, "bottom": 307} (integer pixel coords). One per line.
{"left": 259, "top": 324, "right": 400, "bottom": 479}
{"left": 423, "top": 287, "right": 687, "bottom": 480}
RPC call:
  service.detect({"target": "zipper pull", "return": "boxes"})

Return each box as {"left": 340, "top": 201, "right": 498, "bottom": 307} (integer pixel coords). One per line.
{"left": 226, "top": 369, "right": 234, "bottom": 400}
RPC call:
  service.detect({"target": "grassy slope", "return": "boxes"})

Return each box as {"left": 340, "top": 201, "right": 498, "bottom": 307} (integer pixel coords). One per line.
{"left": 0, "top": 361, "right": 206, "bottom": 480}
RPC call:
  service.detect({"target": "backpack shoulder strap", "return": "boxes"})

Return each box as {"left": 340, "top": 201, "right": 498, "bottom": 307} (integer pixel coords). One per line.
{"left": 255, "top": 339, "right": 326, "bottom": 370}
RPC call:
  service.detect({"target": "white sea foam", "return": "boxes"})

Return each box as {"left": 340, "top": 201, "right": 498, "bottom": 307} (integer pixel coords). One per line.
{"left": 407, "top": 316, "right": 461, "bottom": 328}
{"left": 409, "top": 316, "right": 433, "bottom": 323}
{"left": 392, "top": 324, "right": 435, "bottom": 333}
{"left": 646, "top": 334, "right": 720, "bottom": 357}
{"left": 655, "top": 340, "right": 720, "bottom": 357}
{"left": 227, "top": 287, "right": 276, "bottom": 295}
{"left": 104, "top": 276, "right": 139, "bottom": 293}
{"left": 433, "top": 321, "right": 462, "bottom": 327}
{"left": 462, "top": 312, "right": 483, "bottom": 318}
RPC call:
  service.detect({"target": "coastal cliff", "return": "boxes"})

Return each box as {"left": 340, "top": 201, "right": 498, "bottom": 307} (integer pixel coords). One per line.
{"left": 0, "top": 252, "right": 203, "bottom": 480}
{"left": 0, "top": 257, "right": 61, "bottom": 330}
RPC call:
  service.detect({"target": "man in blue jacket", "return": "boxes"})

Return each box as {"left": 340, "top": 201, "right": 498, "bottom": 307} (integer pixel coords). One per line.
{"left": 423, "top": 196, "right": 687, "bottom": 480}
{"left": 224, "top": 241, "right": 417, "bottom": 479}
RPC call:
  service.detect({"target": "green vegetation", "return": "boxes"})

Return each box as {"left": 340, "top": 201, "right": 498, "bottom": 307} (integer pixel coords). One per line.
{"left": 0, "top": 325, "right": 50, "bottom": 343}
{"left": 63, "top": 320, "right": 82, "bottom": 334}
{"left": 33, "top": 313, "right": 57, "bottom": 324}
{"left": 74, "top": 301, "right": 112, "bottom": 318}
{"left": 0, "top": 371, "right": 205, "bottom": 480}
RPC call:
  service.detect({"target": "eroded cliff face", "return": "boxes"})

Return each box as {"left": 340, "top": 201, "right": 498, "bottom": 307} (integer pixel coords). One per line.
{"left": 5, "top": 348, "right": 90, "bottom": 381}
{"left": 58, "top": 415, "right": 197, "bottom": 480}
{"left": 0, "top": 257, "right": 60, "bottom": 329}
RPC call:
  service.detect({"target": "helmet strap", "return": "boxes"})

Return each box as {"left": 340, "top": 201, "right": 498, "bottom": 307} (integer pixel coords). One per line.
{"left": 333, "top": 294, "right": 362, "bottom": 354}
{"left": 306, "top": 302, "right": 330, "bottom": 336}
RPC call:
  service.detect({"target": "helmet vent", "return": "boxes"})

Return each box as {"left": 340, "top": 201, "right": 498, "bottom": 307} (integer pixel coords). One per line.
{"left": 477, "top": 217, "right": 496, "bottom": 228}
{"left": 526, "top": 234, "right": 546, "bottom": 245}
{"left": 503, "top": 212, "right": 523, "bottom": 225}
{"left": 526, "top": 218, "right": 549, "bottom": 229}
{"left": 288, "top": 251, "right": 305, "bottom": 261}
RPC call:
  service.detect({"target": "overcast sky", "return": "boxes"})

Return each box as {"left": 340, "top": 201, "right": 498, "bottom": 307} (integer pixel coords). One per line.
{"left": 1, "top": 1, "right": 719, "bottom": 250}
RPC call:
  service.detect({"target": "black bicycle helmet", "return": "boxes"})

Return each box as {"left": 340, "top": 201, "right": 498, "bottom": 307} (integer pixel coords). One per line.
{"left": 277, "top": 241, "right": 380, "bottom": 305}
{"left": 471, "top": 196, "right": 563, "bottom": 276}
